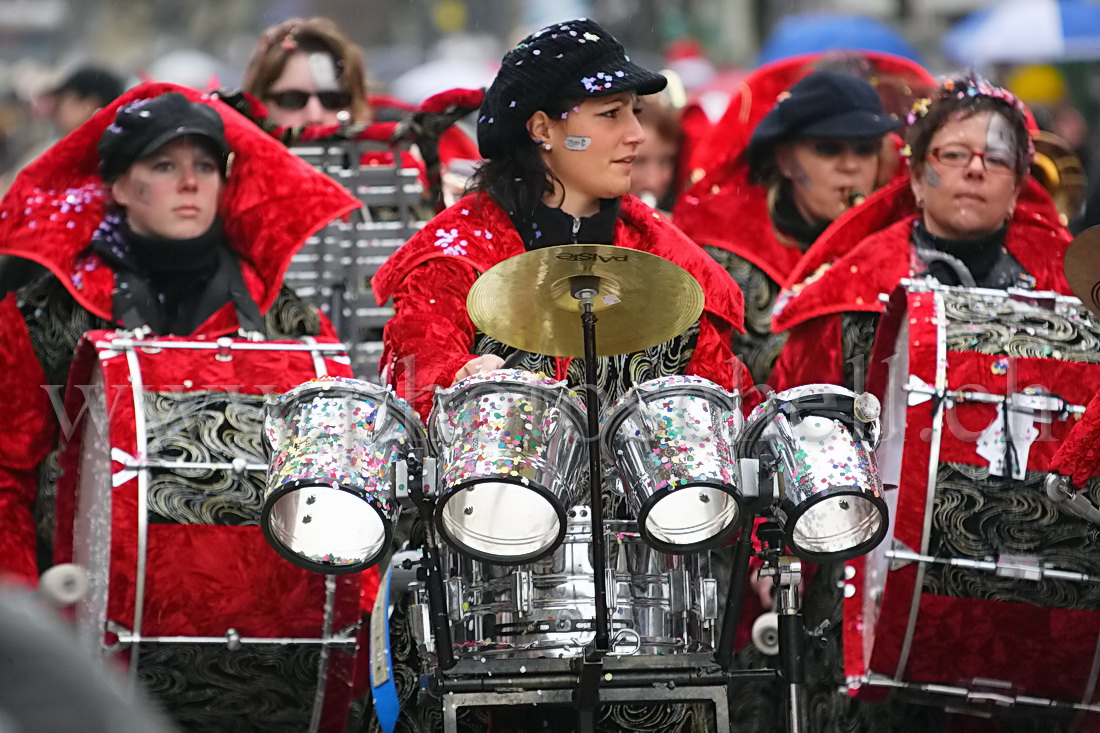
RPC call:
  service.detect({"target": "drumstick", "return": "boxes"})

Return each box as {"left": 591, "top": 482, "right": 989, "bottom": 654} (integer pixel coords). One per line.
{"left": 501, "top": 349, "right": 533, "bottom": 369}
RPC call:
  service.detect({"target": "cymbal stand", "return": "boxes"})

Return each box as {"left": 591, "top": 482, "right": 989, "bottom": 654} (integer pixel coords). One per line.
{"left": 402, "top": 455, "right": 456, "bottom": 671}
{"left": 758, "top": 521, "right": 807, "bottom": 733}
{"left": 571, "top": 275, "right": 611, "bottom": 733}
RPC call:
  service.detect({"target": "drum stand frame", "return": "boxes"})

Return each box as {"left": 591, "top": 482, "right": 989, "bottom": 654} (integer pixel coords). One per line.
{"left": 422, "top": 281, "right": 810, "bottom": 730}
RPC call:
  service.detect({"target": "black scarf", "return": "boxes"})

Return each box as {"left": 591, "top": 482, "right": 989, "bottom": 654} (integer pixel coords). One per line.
{"left": 91, "top": 216, "right": 262, "bottom": 334}
{"left": 516, "top": 198, "right": 622, "bottom": 250}
{"left": 911, "top": 218, "right": 1025, "bottom": 289}
{"left": 771, "top": 184, "right": 829, "bottom": 252}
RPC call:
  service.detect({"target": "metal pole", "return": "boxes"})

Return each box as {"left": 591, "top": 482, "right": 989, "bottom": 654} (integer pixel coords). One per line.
{"left": 715, "top": 511, "right": 756, "bottom": 670}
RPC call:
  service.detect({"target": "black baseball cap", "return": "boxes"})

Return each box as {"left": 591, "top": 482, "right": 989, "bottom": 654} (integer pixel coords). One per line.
{"left": 98, "top": 92, "right": 230, "bottom": 182}
{"left": 478, "top": 18, "right": 666, "bottom": 159}
{"left": 747, "top": 70, "right": 899, "bottom": 170}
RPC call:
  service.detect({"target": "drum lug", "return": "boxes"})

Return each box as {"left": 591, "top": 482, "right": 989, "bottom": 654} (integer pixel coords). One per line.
{"left": 605, "top": 569, "right": 617, "bottom": 614}
{"left": 215, "top": 336, "right": 234, "bottom": 361}
{"left": 513, "top": 570, "right": 532, "bottom": 615}
{"left": 695, "top": 577, "right": 718, "bottom": 621}
{"left": 446, "top": 576, "right": 466, "bottom": 623}
{"left": 668, "top": 569, "right": 689, "bottom": 613}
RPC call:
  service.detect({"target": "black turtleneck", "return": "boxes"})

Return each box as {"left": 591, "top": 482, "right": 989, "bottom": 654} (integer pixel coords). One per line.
{"left": 514, "top": 198, "right": 622, "bottom": 250}
{"left": 771, "top": 184, "right": 829, "bottom": 252}
{"left": 91, "top": 217, "right": 251, "bottom": 334}
{"left": 910, "top": 218, "right": 1031, "bottom": 290}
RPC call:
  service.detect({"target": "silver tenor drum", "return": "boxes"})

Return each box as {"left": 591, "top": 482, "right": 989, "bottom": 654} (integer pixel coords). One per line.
{"left": 740, "top": 383, "right": 886, "bottom": 562}
{"left": 445, "top": 506, "right": 718, "bottom": 658}
{"left": 602, "top": 375, "right": 743, "bottom": 552}
{"left": 262, "top": 376, "right": 427, "bottom": 573}
{"left": 429, "top": 369, "right": 588, "bottom": 564}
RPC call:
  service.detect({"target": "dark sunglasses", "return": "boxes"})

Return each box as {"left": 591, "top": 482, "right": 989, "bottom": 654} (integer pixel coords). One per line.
{"left": 809, "top": 139, "right": 881, "bottom": 157}
{"left": 267, "top": 89, "right": 352, "bottom": 111}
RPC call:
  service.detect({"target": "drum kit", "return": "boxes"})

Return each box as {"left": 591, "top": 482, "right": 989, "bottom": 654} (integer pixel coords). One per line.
{"left": 259, "top": 244, "right": 889, "bottom": 731}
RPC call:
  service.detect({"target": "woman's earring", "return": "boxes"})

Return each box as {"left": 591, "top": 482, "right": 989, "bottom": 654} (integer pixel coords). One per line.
{"left": 915, "top": 197, "right": 924, "bottom": 209}
{"left": 533, "top": 138, "right": 551, "bottom": 152}
{"left": 543, "top": 142, "right": 552, "bottom": 151}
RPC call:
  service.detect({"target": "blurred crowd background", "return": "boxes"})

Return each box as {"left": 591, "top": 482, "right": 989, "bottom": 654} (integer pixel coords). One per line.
{"left": 0, "top": 0, "right": 1098, "bottom": 197}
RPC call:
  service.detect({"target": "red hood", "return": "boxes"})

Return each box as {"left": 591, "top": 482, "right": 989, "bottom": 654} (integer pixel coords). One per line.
{"left": 673, "top": 159, "right": 805, "bottom": 285}
{"left": 771, "top": 176, "right": 1073, "bottom": 332}
{"left": 0, "top": 81, "right": 360, "bottom": 320}
{"left": 687, "top": 51, "right": 936, "bottom": 178}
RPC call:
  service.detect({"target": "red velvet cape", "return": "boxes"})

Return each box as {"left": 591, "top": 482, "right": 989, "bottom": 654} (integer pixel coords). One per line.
{"left": 0, "top": 81, "right": 359, "bottom": 584}
{"left": 371, "top": 193, "right": 750, "bottom": 419}
{"left": 768, "top": 176, "right": 1073, "bottom": 391}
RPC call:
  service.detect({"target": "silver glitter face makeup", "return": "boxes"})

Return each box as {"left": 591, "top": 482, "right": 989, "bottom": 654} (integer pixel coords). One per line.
{"left": 985, "top": 112, "right": 1016, "bottom": 160}
{"left": 306, "top": 52, "right": 340, "bottom": 91}
{"left": 564, "top": 135, "right": 591, "bottom": 151}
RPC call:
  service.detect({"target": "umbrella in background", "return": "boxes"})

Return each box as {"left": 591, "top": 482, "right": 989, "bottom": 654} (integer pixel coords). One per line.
{"left": 756, "top": 13, "right": 923, "bottom": 67}
{"left": 944, "top": 0, "right": 1100, "bottom": 66}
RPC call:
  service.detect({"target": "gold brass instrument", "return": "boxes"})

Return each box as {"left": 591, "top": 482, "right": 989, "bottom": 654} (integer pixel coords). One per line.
{"left": 1030, "top": 130, "right": 1087, "bottom": 227}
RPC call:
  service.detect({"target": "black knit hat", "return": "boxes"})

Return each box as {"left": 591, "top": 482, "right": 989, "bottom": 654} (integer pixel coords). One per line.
{"left": 747, "top": 71, "right": 899, "bottom": 172}
{"left": 477, "top": 18, "right": 667, "bottom": 159}
{"left": 98, "top": 92, "right": 230, "bottom": 183}
{"left": 49, "top": 66, "right": 124, "bottom": 106}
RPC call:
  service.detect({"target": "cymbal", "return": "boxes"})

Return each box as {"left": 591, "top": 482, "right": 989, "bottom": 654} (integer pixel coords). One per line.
{"left": 467, "top": 244, "right": 704, "bottom": 357}
{"left": 1065, "top": 226, "right": 1100, "bottom": 319}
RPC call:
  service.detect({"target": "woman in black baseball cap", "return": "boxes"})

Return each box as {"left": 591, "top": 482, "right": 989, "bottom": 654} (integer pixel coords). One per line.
{"left": 370, "top": 19, "right": 752, "bottom": 732}
{"left": 374, "top": 18, "right": 750, "bottom": 420}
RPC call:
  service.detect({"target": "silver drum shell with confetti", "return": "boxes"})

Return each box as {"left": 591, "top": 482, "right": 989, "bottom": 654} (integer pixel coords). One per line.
{"left": 446, "top": 505, "right": 718, "bottom": 658}
{"left": 742, "top": 383, "right": 886, "bottom": 562}
{"left": 262, "top": 376, "right": 426, "bottom": 574}
{"left": 602, "top": 375, "right": 743, "bottom": 553}
{"left": 429, "top": 369, "right": 588, "bottom": 564}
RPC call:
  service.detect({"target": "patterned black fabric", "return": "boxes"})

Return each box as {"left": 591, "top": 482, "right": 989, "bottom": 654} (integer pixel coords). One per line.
{"left": 473, "top": 321, "right": 700, "bottom": 408}
{"left": 702, "top": 246, "right": 788, "bottom": 387}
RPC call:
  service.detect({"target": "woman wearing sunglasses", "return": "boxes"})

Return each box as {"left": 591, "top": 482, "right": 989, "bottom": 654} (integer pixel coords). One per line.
{"left": 675, "top": 64, "right": 931, "bottom": 387}
{"left": 223, "top": 16, "right": 479, "bottom": 204}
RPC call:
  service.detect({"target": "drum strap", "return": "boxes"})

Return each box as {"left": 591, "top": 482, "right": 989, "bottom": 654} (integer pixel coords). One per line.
{"left": 370, "top": 568, "right": 400, "bottom": 733}
{"left": 112, "top": 247, "right": 265, "bottom": 336}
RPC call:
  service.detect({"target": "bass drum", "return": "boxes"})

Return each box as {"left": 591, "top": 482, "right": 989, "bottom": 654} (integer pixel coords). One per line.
{"left": 847, "top": 282, "right": 1100, "bottom": 717}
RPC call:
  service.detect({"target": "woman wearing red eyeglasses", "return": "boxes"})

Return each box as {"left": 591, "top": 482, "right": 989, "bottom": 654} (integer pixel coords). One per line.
{"left": 769, "top": 76, "right": 1073, "bottom": 395}
{"left": 674, "top": 59, "right": 934, "bottom": 387}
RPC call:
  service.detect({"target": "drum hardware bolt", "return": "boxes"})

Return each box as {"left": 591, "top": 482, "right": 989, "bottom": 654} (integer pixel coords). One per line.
{"left": 215, "top": 337, "right": 233, "bottom": 362}
{"left": 225, "top": 628, "right": 242, "bottom": 651}
{"left": 303, "top": 515, "right": 312, "bottom": 524}
{"left": 463, "top": 506, "right": 474, "bottom": 515}
{"left": 306, "top": 495, "right": 316, "bottom": 505}
{"left": 838, "top": 500, "right": 850, "bottom": 511}
{"left": 698, "top": 493, "right": 709, "bottom": 503}
{"left": 231, "top": 457, "right": 247, "bottom": 475}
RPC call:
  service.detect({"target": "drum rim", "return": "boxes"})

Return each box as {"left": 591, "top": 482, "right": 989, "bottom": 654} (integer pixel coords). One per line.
{"left": 635, "top": 480, "right": 743, "bottom": 554}
{"left": 260, "top": 478, "right": 393, "bottom": 575}
{"left": 428, "top": 379, "right": 588, "bottom": 444}
{"left": 600, "top": 382, "right": 743, "bottom": 453}
{"left": 264, "top": 384, "right": 429, "bottom": 453}
{"left": 780, "top": 485, "right": 889, "bottom": 563}
{"left": 434, "top": 475, "right": 567, "bottom": 565}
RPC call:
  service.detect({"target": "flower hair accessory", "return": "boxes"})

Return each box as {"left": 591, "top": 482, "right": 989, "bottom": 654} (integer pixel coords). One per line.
{"left": 905, "top": 75, "right": 1027, "bottom": 126}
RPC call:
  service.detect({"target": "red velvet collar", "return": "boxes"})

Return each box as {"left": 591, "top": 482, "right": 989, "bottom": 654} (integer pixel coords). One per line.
{"left": 672, "top": 162, "right": 805, "bottom": 285}
{"left": 372, "top": 193, "right": 744, "bottom": 331}
{"left": 0, "top": 82, "right": 359, "bottom": 324}
{"left": 772, "top": 177, "right": 1073, "bottom": 332}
